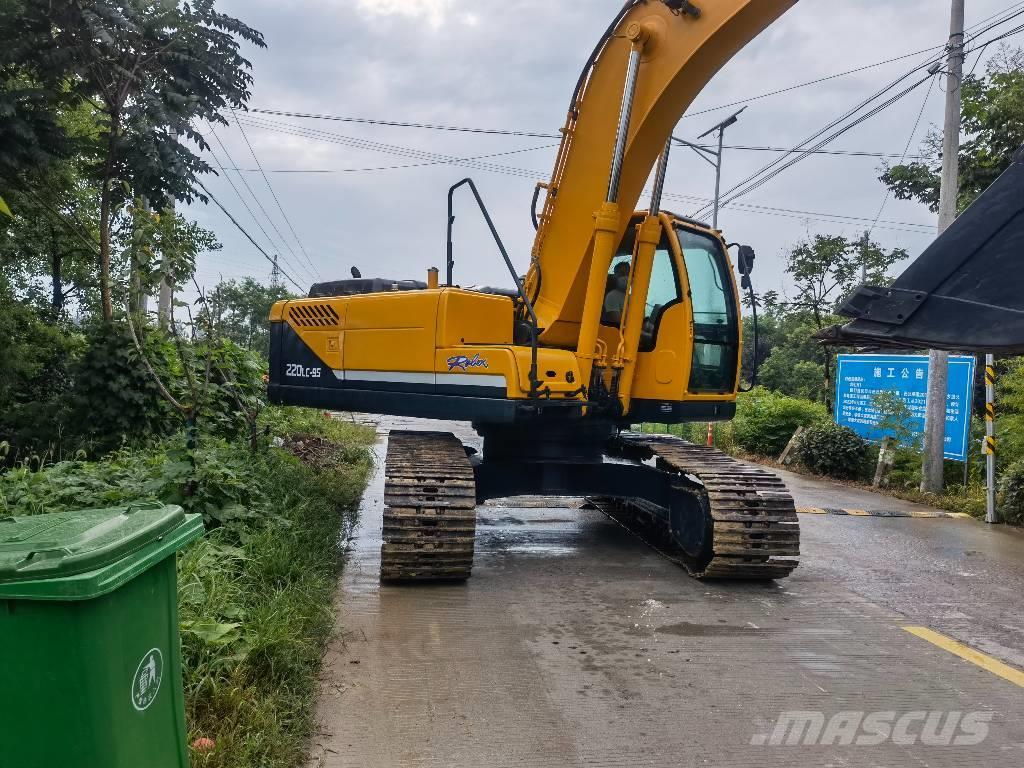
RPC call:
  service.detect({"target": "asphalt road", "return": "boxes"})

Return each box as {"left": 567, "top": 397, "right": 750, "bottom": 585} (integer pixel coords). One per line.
{"left": 310, "top": 418, "right": 1024, "bottom": 768}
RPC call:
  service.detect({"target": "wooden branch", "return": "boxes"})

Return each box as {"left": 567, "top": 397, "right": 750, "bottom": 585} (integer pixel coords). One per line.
{"left": 124, "top": 306, "right": 188, "bottom": 413}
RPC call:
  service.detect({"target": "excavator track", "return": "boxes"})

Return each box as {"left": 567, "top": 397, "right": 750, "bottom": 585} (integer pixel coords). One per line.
{"left": 603, "top": 435, "right": 800, "bottom": 580}
{"left": 381, "top": 431, "right": 477, "bottom": 582}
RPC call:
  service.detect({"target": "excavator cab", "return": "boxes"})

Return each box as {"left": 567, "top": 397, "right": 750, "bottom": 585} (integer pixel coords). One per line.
{"left": 595, "top": 213, "right": 743, "bottom": 424}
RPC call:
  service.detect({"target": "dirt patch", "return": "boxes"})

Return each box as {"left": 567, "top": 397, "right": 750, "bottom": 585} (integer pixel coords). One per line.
{"left": 284, "top": 434, "right": 347, "bottom": 470}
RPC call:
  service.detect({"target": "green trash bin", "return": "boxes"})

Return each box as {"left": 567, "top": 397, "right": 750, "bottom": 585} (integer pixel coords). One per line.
{"left": 0, "top": 502, "right": 204, "bottom": 768}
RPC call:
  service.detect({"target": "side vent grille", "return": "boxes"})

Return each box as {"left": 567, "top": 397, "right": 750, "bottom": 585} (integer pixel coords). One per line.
{"left": 287, "top": 303, "right": 341, "bottom": 328}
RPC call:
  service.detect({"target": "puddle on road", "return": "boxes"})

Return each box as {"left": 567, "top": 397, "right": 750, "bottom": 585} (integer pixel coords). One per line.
{"left": 656, "top": 622, "right": 764, "bottom": 637}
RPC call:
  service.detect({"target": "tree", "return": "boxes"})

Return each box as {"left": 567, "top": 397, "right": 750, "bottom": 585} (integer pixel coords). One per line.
{"left": 201, "top": 278, "right": 295, "bottom": 357}
{"left": 880, "top": 46, "right": 1024, "bottom": 213}
{"left": 122, "top": 202, "right": 220, "bottom": 315}
{"left": 17, "top": 0, "right": 264, "bottom": 322}
{"left": 0, "top": 168, "right": 100, "bottom": 317}
{"left": 784, "top": 233, "right": 906, "bottom": 328}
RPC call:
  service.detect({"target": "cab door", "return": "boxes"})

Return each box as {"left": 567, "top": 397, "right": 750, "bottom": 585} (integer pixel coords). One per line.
{"left": 675, "top": 225, "right": 741, "bottom": 396}
{"left": 628, "top": 219, "right": 741, "bottom": 421}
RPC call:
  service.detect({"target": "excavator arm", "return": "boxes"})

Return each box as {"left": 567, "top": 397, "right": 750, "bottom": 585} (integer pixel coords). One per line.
{"left": 527, "top": 0, "right": 797, "bottom": 348}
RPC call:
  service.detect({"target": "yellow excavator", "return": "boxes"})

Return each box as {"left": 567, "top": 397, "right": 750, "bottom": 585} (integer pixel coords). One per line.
{"left": 269, "top": 0, "right": 802, "bottom": 582}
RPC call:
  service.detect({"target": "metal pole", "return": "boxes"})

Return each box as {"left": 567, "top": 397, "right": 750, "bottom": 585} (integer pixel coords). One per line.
{"left": 860, "top": 231, "right": 870, "bottom": 284}
{"left": 649, "top": 139, "right": 672, "bottom": 216}
{"left": 985, "top": 355, "right": 999, "bottom": 523}
{"left": 607, "top": 47, "right": 643, "bottom": 203}
{"left": 921, "top": 0, "right": 965, "bottom": 494}
{"left": 712, "top": 126, "right": 725, "bottom": 229}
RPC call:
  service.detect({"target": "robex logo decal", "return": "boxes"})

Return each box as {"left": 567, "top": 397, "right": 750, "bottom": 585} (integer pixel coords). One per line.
{"left": 447, "top": 354, "right": 489, "bottom": 372}
{"left": 750, "top": 710, "right": 993, "bottom": 747}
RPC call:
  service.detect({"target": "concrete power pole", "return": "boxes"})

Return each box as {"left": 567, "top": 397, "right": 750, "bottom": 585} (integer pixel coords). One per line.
{"left": 921, "top": 0, "right": 965, "bottom": 494}
{"left": 157, "top": 129, "right": 179, "bottom": 330}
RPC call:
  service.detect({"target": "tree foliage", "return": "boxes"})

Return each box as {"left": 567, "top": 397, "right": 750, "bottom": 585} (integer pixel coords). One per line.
{"left": 880, "top": 47, "right": 1024, "bottom": 213}
{"left": 783, "top": 233, "right": 906, "bottom": 327}
{"left": 10, "top": 0, "right": 265, "bottom": 321}
{"left": 201, "top": 278, "right": 296, "bottom": 357}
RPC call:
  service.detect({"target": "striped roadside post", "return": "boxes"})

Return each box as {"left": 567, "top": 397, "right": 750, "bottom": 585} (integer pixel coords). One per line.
{"left": 985, "top": 356, "right": 998, "bottom": 524}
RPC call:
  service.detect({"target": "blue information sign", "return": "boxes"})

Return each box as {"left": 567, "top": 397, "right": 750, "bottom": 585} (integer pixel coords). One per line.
{"left": 835, "top": 354, "right": 976, "bottom": 462}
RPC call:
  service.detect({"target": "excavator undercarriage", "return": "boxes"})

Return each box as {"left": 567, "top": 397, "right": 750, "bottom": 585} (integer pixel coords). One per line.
{"left": 380, "top": 429, "right": 799, "bottom": 582}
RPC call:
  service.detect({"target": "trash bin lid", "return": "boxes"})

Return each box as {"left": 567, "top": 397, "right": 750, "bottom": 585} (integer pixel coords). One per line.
{"left": 0, "top": 502, "right": 190, "bottom": 589}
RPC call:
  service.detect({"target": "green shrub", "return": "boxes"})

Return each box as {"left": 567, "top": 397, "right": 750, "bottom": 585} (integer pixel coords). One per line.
{"left": 193, "top": 339, "right": 267, "bottom": 441}
{"left": 998, "top": 461, "right": 1024, "bottom": 525}
{"left": 0, "top": 288, "right": 86, "bottom": 458}
{"left": 732, "top": 388, "right": 828, "bottom": 457}
{"left": 793, "top": 421, "right": 869, "bottom": 480}
{"left": 69, "top": 323, "right": 179, "bottom": 452}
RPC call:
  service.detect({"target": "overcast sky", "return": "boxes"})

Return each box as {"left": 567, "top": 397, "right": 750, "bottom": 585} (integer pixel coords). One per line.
{"left": 185, "top": 0, "right": 1020, "bottom": 301}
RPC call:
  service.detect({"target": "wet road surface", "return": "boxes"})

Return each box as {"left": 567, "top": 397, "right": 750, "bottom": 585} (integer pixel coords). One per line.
{"left": 310, "top": 418, "right": 1024, "bottom": 767}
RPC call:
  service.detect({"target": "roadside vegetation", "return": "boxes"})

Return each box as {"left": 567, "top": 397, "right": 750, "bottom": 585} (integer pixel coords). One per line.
{"left": 1, "top": 3, "right": 378, "bottom": 766}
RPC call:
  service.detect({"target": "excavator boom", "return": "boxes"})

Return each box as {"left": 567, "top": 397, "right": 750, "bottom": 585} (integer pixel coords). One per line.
{"left": 529, "top": 0, "right": 797, "bottom": 347}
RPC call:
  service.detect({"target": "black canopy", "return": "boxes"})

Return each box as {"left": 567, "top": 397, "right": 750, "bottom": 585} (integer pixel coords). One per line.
{"left": 823, "top": 147, "right": 1024, "bottom": 353}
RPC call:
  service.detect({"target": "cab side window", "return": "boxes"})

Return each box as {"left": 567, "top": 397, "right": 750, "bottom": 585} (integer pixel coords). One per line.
{"left": 677, "top": 227, "right": 739, "bottom": 393}
{"left": 639, "top": 241, "right": 682, "bottom": 352}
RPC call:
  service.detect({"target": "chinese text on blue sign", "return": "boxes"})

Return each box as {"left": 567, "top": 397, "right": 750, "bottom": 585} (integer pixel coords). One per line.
{"left": 835, "top": 354, "right": 976, "bottom": 462}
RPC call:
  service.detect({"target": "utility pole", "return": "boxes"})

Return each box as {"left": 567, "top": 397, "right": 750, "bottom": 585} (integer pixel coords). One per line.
{"left": 673, "top": 106, "right": 746, "bottom": 230}
{"left": 270, "top": 254, "right": 282, "bottom": 290}
{"left": 674, "top": 107, "right": 746, "bottom": 447}
{"left": 157, "top": 129, "right": 178, "bottom": 330}
{"left": 921, "top": 0, "right": 965, "bottom": 494}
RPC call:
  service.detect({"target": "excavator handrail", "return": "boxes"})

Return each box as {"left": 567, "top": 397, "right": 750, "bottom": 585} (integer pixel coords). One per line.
{"left": 446, "top": 178, "right": 542, "bottom": 396}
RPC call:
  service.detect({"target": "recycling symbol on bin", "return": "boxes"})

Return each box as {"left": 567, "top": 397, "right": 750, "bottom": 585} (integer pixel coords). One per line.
{"left": 131, "top": 648, "right": 164, "bottom": 711}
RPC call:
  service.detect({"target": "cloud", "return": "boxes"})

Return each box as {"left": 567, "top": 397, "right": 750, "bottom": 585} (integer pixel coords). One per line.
{"left": 354, "top": 0, "right": 459, "bottom": 30}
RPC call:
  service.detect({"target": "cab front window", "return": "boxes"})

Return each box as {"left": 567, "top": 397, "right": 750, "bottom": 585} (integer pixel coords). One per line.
{"left": 676, "top": 227, "right": 739, "bottom": 394}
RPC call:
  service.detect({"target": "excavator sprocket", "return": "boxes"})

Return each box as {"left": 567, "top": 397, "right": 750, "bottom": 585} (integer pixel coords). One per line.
{"left": 381, "top": 431, "right": 477, "bottom": 581}
{"left": 603, "top": 435, "right": 800, "bottom": 580}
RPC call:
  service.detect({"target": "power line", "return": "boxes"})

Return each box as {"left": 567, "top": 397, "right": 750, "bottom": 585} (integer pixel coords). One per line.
{"left": 206, "top": 125, "right": 317, "bottom": 284}
{"left": 218, "top": 141, "right": 560, "bottom": 174}
{"left": 661, "top": 192, "right": 935, "bottom": 234}
{"left": 248, "top": 45, "right": 952, "bottom": 137}
{"left": 230, "top": 108, "right": 322, "bottom": 281}
{"left": 234, "top": 115, "right": 543, "bottom": 179}
{"left": 711, "top": 72, "right": 938, "bottom": 215}
{"left": 196, "top": 179, "right": 306, "bottom": 293}
{"left": 239, "top": 113, "right": 937, "bottom": 233}
{"left": 695, "top": 10, "right": 1024, "bottom": 216}
{"left": 868, "top": 74, "right": 938, "bottom": 236}
{"left": 206, "top": 126, "right": 315, "bottom": 286}
{"left": 247, "top": 109, "right": 560, "bottom": 138}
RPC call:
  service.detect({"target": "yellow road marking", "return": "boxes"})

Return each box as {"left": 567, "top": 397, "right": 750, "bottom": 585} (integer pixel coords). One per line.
{"left": 903, "top": 626, "right": 1024, "bottom": 688}
{"left": 797, "top": 507, "right": 828, "bottom": 515}
{"left": 846, "top": 509, "right": 870, "bottom": 516}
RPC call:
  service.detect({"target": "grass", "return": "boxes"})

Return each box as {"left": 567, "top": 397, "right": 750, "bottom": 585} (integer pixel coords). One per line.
{"left": 0, "top": 406, "right": 375, "bottom": 768}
